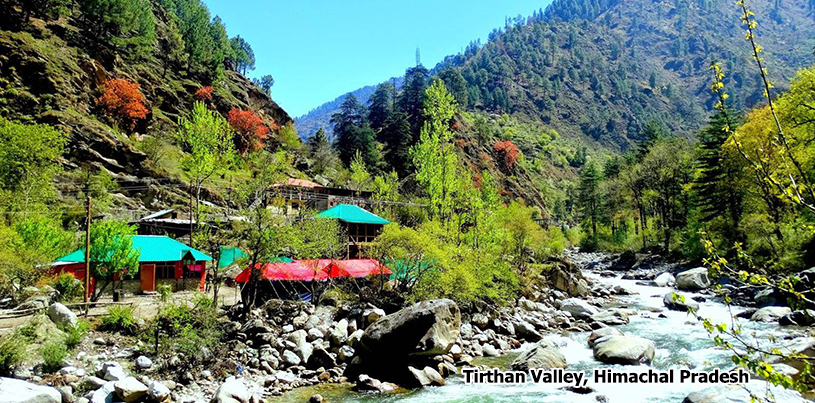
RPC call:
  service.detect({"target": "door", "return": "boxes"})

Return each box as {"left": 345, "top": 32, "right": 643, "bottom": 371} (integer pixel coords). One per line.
{"left": 140, "top": 264, "right": 156, "bottom": 292}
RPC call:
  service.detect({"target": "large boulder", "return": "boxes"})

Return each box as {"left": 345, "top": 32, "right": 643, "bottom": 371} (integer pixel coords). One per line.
{"left": 47, "top": 303, "right": 77, "bottom": 329}
{"left": 663, "top": 292, "right": 699, "bottom": 312}
{"left": 510, "top": 340, "right": 567, "bottom": 371}
{"left": 405, "top": 366, "right": 444, "bottom": 388}
{"left": 89, "top": 381, "right": 116, "bottom": 403}
{"left": 550, "top": 266, "right": 590, "bottom": 297}
{"left": 591, "top": 309, "right": 630, "bottom": 326}
{"left": 750, "top": 306, "right": 792, "bottom": 322}
{"left": 587, "top": 327, "right": 624, "bottom": 348}
{"left": 287, "top": 330, "right": 313, "bottom": 363}
{"left": 676, "top": 267, "right": 711, "bottom": 290}
{"left": 512, "top": 320, "right": 543, "bottom": 342}
{"left": 560, "top": 298, "right": 598, "bottom": 319}
{"left": 0, "top": 377, "right": 61, "bottom": 402}
{"left": 359, "top": 299, "right": 460, "bottom": 358}
{"left": 779, "top": 310, "right": 815, "bottom": 326}
{"left": 210, "top": 377, "right": 253, "bottom": 403}
{"left": 352, "top": 374, "right": 398, "bottom": 393}
{"left": 100, "top": 362, "right": 126, "bottom": 381}
{"left": 147, "top": 381, "right": 171, "bottom": 402}
{"left": 592, "top": 335, "right": 655, "bottom": 365}
{"left": 683, "top": 380, "right": 807, "bottom": 403}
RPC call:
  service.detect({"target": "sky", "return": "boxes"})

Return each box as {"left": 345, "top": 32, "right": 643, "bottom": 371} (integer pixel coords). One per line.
{"left": 204, "top": 0, "right": 552, "bottom": 118}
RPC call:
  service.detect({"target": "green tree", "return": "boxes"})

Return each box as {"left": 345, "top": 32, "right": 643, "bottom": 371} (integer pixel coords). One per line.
{"left": 380, "top": 111, "right": 413, "bottom": 177}
{"left": 229, "top": 35, "right": 255, "bottom": 74}
{"left": 253, "top": 75, "right": 274, "bottom": 96}
{"left": 80, "top": 0, "right": 157, "bottom": 58}
{"left": 579, "top": 160, "right": 602, "bottom": 239}
{"left": 412, "top": 79, "right": 459, "bottom": 224}
{"left": 331, "top": 95, "right": 380, "bottom": 168}
{"left": 0, "top": 118, "right": 67, "bottom": 213}
{"left": 438, "top": 67, "right": 469, "bottom": 109}
{"left": 176, "top": 101, "right": 236, "bottom": 240}
{"left": 368, "top": 82, "right": 396, "bottom": 132}
{"left": 87, "top": 219, "right": 140, "bottom": 301}
{"left": 398, "top": 64, "right": 430, "bottom": 137}
{"left": 349, "top": 151, "right": 371, "bottom": 195}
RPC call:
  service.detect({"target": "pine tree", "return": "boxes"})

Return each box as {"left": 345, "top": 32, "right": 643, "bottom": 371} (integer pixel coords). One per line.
{"left": 579, "top": 160, "right": 603, "bottom": 238}
{"left": 330, "top": 95, "right": 380, "bottom": 168}
{"left": 368, "top": 82, "right": 396, "bottom": 132}
{"left": 380, "top": 111, "right": 412, "bottom": 177}
{"left": 438, "top": 67, "right": 469, "bottom": 109}
{"left": 398, "top": 64, "right": 430, "bottom": 138}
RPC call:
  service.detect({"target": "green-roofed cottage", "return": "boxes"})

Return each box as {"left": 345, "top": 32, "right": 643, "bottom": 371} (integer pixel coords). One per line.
{"left": 315, "top": 204, "right": 390, "bottom": 258}
{"left": 54, "top": 235, "right": 212, "bottom": 293}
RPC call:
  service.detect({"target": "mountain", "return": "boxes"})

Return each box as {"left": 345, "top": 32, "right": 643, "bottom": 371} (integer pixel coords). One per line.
{"left": 0, "top": 0, "right": 291, "bottom": 211}
{"left": 295, "top": 77, "right": 402, "bottom": 140}
{"left": 297, "top": 0, "right": 815, "bottom": 151}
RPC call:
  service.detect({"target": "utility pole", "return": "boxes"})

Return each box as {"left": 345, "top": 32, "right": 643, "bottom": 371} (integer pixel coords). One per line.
{"left": 84, "top": 195, "right": 91, "bottom": 317}
{"left": 189, "top": 185, "right": 194, "bottom": 247}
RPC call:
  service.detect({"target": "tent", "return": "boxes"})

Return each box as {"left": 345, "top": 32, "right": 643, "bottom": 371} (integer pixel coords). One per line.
{"left": 235, "top": 261, "right": 328, "bottom": 282}
{"left": 333, "top": 259, "right": 392, "bottom": 277}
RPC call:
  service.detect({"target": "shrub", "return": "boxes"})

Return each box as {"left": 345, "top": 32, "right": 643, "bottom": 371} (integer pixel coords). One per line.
{"left": 494, "top": 140, "right": 521, "bottom": 168}
{"left": 157, "top": 284, "right": 172, "bottom": 303}
{"left": 39, "top": 339, "right": 68, "bottom": 373}
{"left": 63, "top": 320, "right": 90, "bottom": 349}
{"left": 53, "top": 273, "right": 83, "bottom": 302}
{"left": 227, "top": 109, "right": 269, "bottom": 153}
{"left": 151, "top": 300, "right": 222, "bottom": 368}
{"left": 194, "top": 86, "right": 213, "bottom": 101}
{"left": 97, "top": 78, "right": 149, "bottom": 130}
{"left": 0, "top": 335, "right": 25, "bottom": 375}
{"left": 100, "top": 305, "right": 138, "bottom": 335}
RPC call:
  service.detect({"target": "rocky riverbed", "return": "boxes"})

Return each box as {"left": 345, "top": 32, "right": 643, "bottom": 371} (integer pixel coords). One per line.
{"left": 3, "top": 250, "right": 814, "bottom": 402}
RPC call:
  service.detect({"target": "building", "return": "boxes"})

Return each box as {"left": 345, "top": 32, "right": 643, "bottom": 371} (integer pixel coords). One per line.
{"left": 315, "top": 204, "right": 389, "bottom": 258}
{"left": 131, "top": 209, "right": 195, "bottom": 239}
{"left": 53, "top": 235, "right": 212, "bottom": 293}
{"left": 271, "top": 177, "right": 375, "bottom": 215}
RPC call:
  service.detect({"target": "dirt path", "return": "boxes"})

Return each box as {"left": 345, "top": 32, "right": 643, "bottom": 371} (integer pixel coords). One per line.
{"left": 0, "top": 286, "right": 242, "bottom": 332}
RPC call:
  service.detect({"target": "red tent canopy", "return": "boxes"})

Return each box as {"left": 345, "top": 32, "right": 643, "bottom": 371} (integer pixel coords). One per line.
{"left": 235, "top": 259, "right": 393, "bottom": 282}
{"left": 235, "top": 262, "right": 328, "bottom": 283}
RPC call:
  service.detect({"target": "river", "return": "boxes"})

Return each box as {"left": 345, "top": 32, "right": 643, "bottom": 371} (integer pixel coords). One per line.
{"left": 278, "top": 260, "right": 800, "bottom": 402}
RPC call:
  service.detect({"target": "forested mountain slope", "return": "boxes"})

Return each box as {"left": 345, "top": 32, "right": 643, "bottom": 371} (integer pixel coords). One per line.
{"left": 0, "top": 0, "right": 291, "bottom": 211}
{"left": 298, "top": 0, "right": 815, "bottom": 151}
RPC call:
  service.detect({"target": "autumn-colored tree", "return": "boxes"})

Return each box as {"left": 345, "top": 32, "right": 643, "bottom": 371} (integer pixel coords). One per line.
{"left": 194, "top": 86, "right": 213, "bottom": 101}
{"left": 228, "top": 109, "right": 269, "bottom": 153}
{"left": 97, "top": 78, "right": 149, "bottom": 130}
{"left": 494, "top": 140, "right": 520, "bottom": 168}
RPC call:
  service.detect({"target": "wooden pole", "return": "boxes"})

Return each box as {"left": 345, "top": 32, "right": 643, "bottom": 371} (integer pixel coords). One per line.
{"left": 84, "top": 195, "right": 91, "bottom": 317}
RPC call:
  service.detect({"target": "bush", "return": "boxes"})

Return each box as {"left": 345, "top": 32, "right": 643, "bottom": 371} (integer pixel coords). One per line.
{"left": 63, "top": 320, "right": 90, "bottom": 349}
{"left": 100, "top": 305, "right": 138, "bottom": 335}
{"left": 53, "top": 273, "right": 83, "bottom": 302}
{"left": 228, "top": 109, "right": 269, "bottom": 153}
{"left": 39, "top": 339, "right": 68, "bottom": 373}
{"left": 157, "top": 284, "right": 172, "bottom": 302}
{"left": 0, "top": 335, "right": 25, "bottom": 375}
{"left": 151, "top": 300, "right": 222, "bottom": 368}
{"left": 97, "top": 78, "right": 149, "bottom": 130}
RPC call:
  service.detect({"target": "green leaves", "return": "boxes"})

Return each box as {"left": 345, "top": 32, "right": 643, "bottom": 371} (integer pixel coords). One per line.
{"left": 87, "top": 219, "right": 140, "bottom": 280}
{"left": 176, "top": 101, "right": 236, "bottom": 188}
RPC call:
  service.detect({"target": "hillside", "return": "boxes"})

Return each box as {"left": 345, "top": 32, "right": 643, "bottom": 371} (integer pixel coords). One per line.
{"left": 295, "top": 77, "right": 402, "bottom": 140}
{"left": 297, "top": 0, "right": 815, "bottom": 151}
{"left": 0, "top": 0, "right": 291, "bottom": 213}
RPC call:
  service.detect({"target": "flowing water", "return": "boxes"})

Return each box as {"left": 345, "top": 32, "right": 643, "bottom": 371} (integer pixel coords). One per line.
{"left": 278, "top": 266, "right": 799, "bottom": 402}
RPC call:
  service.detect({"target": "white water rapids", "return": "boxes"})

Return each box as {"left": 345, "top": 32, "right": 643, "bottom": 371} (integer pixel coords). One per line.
{"left": 280, "top": 267, "right": 805, "bottom": 402}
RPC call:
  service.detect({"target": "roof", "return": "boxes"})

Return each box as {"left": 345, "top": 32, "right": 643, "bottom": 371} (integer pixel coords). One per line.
{"left": 276, "top": 178, "right": 324, "bottom": 189}
{"left": 315, "top": 204, "right": 390, "bottom": 225}
{"left": 139, "top": 209, "right": 175, "bottom": 221}
{"left": 56, "top": 235, "right": 212, "bottom": 264}
{"left": 235, "top": 259, "right": 392, "bottom": 282}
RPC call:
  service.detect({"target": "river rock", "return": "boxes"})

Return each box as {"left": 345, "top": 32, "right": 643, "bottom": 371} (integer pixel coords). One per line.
{"left": 288, "top": 330, "right": 313, "bottom": 363}
{"left": 750, "top": 306, "right": 792, "bottom": 322}
{"left": 147, "top": 381, "right": 170, "bottom": 402}
{"left": 307, "top": 346, "right": 336, "bottom": 369}
{"left": 338, "top": 345, "right": 355, "bottom": 362}
{"left": 675, "top": 268, "right": 710, "bottom": 290}
{"left": 363, "top": 308, "right": 386, "bottom": 326}
{"left": 281, "top": 350, "right": 301, "bottom": 366}
{"left": 471, "top": 313, "right": 489, "bottom": 329}
{"left": 482, "top": 343, "right": 500, "bottom": 357}
{"left": 352, "top": 374, "right": 397, "bottom": 393}
{"left": 406, "top": 366, "right": 444, "bottom": 387}
{"left": 591, "top": 309, "right": 630, "bottom": 325}
{"left": 754, "top": 288, "right": 778, "bottom": 307}
{"left": 135, "top": 356, "right": 152, "bottom": 370}
{"left": 211, "top": 377, "right": 253, "bottom": 403}
{"left": 510, "top": 340, "right": 567, "bottom": 371}
{"left": 779, "top": 310, "right": 815, "bottom": 326}
{"left": 663, "top": 292, "right": 699, "bottom": 312}
{"left": 560, "top": 298, "right": 598, "bottom": 319}
{"left": 329, "top": 319, "right": 349, "bottom": 346}
{"left": 47, "top": 303, "right": 78, "bottom": 329}
{"left": 100, "top": 362, "right": 126, "bottom": 381}
{"left": 683, "top": 380, "right": 807, "bottom": 403}
{"left": 114, "top": 377, "right": 147, "bottom": 403}
{"left": 307, "top": 328, "right": 324, "bottom": 341}
{"left": 347, "top": 329, "right": 364, "bottom": 348}
{"left": 592, "top": 335, "right": 655, "bottom": 365}
{"left": 587, "top": 327, "right": 624, "bottom": 347}
{"left": 360, "top": 299, "right": 460, "bottom": 358}
{"left": 654, "top": 273, "right": 675, "bottom": 287}
{"left": 0, "top": 377, "right": 61, "bottom": 402}
{"left": 512, "top": 320, "right": 543, "bottom": 341}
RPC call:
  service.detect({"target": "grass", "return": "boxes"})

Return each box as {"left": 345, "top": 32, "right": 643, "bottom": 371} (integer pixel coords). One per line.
{"left": 0, "top": 335, "right": 25, "bottom": 376}
{"left": 100, "top": 305, "right": 139, "bottom": 335}
{"left": 39, "top": 339, "right": 68, "bottom": 373}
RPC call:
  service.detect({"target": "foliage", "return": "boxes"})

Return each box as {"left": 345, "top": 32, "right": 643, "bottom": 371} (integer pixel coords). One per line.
{"left": 100, "top": 305, "right": 139, "bottom": 335}
{"left": 150, "top": 295, "right": 221, "bottom": 369}
{"left": 194, "top": 86, "right": 214, "bottom": 101}
{"left": 80, "top": 0, "right": 157, "bottom": 57}
{"left": 228, "top": 35, "right": 255, "bottom": 74}
{"left": 53, "top": 273, "right": 83, "bottom": 302}
{"left": 87, "top": 219, "right": 140, "bottom": 300}
{"left": 39, "top": 339, "right": 68, "bottom": 373}
{"left": 63, "top": 320, "right": 90, "bottom": 349}
{"left": 0, "top": 334, "right": 25, "bottom": 376}
{"left": 253, "top": 75, "right": 275, "bottom": 96}
{"left": 331, "top": 94, "right": 381, "bottom": 168}
{"left": 97, "top": 78, "right": 149, "bottom": 130}
{"left": 493, "top": 140, "right": 521, "bottom": 169}
{"left": 228, "top": 109, "right": 269, "bottom": 153}
{"left": 0, "top": 118, "right": 67, "bottom": 211}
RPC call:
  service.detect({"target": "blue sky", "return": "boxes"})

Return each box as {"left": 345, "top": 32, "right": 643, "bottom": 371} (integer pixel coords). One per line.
{"left": 204, "top": 0, "right": 551, "bottom": 117}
